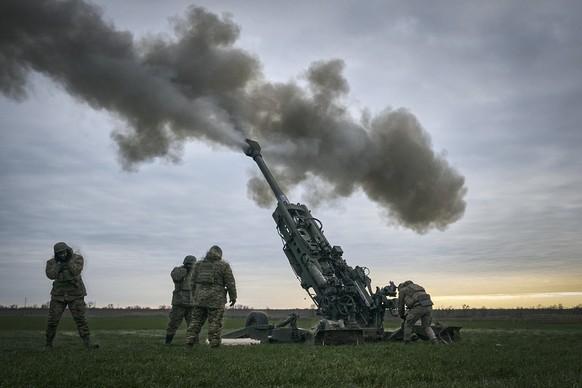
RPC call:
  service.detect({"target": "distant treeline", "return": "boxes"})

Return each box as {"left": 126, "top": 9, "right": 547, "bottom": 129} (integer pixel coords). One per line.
{"left": 1, "top": 305, "right": 581, "bottom": 322}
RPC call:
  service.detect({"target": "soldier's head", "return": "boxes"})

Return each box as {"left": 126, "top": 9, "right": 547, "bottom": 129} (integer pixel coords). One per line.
{"left": 207, "top": 245, "right": 222, "bottom": 259}
{"left": 53, "top": 242, "right": 71, "bottom": 262}
{"left": 183, "top": 255, "right": 197, "bottom": 268}
{"left": 398, "top": 280, "right": 413, "bottom": 290}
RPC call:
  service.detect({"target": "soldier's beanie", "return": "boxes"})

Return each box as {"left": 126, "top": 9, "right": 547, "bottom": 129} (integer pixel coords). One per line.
{"left": 183, "top": 255, "right": 197, "bottom": 265}
{"left": 54, "top": 242, "right": 70, "bottom": 254}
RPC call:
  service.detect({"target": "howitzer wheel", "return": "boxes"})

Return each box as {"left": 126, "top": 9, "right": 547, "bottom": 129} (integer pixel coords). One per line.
{"left": 245, "top": 311, "right": 269, "bottom": 327}
{"left": 337, "top": 295, "right": 356, "bottom": 315}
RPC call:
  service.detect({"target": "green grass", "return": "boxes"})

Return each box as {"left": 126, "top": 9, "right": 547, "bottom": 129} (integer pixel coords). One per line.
{"left": 1, "top": 317, "right": 581, "bottom": 387}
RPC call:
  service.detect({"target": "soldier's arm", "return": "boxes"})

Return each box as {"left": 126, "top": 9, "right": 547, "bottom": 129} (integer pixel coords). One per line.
{"left": 67, "top": 255, "right": 84, "bottom": 276}
{"left": 397, "top": 289, "right": 406, "bottom": 317}
{"left": 224, "top": 264, "right": 237, "bottom": 302}
{"left": 171, "top": 267, "right": 187, "bottom": 282}
{"left": 45, "top": 259, "right": 59, "bottom": 280}
{"left": 190, "top": 263, "right": 200, "bottom": 294}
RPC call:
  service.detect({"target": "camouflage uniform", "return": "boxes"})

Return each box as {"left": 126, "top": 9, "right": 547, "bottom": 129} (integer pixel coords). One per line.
{"left": 45, "top": 242, "right": 97, "bottom": 348}
{"left": 165, "top": 255, "right": 196, "bottom": 344}
{"left": 185, "top": 246, "right": 237, "bottom": 348}
{"left": 397, "top": 280, "right": 438, "bottom": 344}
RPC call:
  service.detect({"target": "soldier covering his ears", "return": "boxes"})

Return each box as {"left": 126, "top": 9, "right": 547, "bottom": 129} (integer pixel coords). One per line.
{"left": 165, "top": 255, "right": 197, "bottom": 345}
{"left": 44, "top": 242, "right": 99, "bottom": 349}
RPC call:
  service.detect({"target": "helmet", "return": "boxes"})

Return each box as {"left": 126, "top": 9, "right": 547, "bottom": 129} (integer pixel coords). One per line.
{"left": 208, "top": 245, "right": 222, "bottom": 258}
{"left": 398, "top": 280, "right": 413, "bottom": 290}
{"left": 183, "top": 255, "right": 197, "bottom": 265}
{"left": 53, "top": 242, "right": 70, "bottom": 254}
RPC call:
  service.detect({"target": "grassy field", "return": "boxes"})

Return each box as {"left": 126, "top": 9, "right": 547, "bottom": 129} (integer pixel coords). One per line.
{"left": 1, "top": 316, "right": 581, "bottom": 387}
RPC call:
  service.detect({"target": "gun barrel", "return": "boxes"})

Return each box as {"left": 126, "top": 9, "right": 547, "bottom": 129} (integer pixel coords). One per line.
{"left": 244, "top": 139, "right": 289, "bottom": 205}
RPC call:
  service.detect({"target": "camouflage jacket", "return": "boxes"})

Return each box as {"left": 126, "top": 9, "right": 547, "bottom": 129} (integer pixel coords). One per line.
{"left": 45, "top": 254, "right": 87, "bottom": 302}
{"left": 398, "top": 282, "right": 432, "bottom": 316}
{"left": 191, "top": 254, "right": 237, "bottom": 309}
{"left": 170, "top": 265, "right": 195, "bottom": 306}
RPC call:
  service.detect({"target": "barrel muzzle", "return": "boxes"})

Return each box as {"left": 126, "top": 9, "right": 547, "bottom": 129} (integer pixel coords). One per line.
{"left": 244, "top": 139, "right": 262, "bottom": 159}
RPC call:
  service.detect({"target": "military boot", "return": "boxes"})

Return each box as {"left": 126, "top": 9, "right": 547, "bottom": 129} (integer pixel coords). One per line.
{"left": 430, "top": 338, "right": 439, "bottom": 345}
{"left": 165, "top": 334, "right": 174, "bottom": 345}
{"left": 185, "top": 337, "right": 200, "bottom": 348}
{"left": 403, "top": 340, "right": 411, "bottom": 346}
{"left": 45, "top": 338, "right": 54, "bottom": 349}
{"left": 82, "top": 335, "right": 100, "bottom": 349}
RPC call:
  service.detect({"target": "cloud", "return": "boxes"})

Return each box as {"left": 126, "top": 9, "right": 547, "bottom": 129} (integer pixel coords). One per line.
{"left": 0, "top": 0, "right": 580, "bottom": 309}
{"left": 0, "top": 0, "right": 467, "bottom": 233}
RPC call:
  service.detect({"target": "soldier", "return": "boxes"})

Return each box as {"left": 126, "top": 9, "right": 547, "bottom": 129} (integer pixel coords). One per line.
{"left": 185, "top": 245, "right": 237, "bottom": 348}
{"left": 165, "top": 255, "right": 197, "bottom": 345}
{"left": 397, "top": 280, "right": 438, "bottom": 345}
{"left": 44, "top": 242, "right": 99, "bottom": 349}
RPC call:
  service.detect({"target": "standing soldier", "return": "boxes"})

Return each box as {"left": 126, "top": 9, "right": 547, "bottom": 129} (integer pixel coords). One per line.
{"left": 185, "top": 245, "right": 237, "bottom": 348}
{"left": 397, "top": 280, "right": 439, "bottom": 345}
{"left": 45, "top": 242, "right": 99, "bottom": 349}
{"left": 165, "top": 255, "right": 197, "bottom": 345}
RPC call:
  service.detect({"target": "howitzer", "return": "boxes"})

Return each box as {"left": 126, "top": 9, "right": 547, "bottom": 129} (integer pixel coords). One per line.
{"left": 223, "top": 139, "right": 461, "bottom": 344}
{"left": 244, "top": 139, "right": 398, "bottom": 338}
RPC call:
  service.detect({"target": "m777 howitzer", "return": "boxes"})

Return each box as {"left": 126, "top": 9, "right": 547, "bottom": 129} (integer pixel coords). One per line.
{"left": 223, "top": 139, "right": 461, "bottom": 345}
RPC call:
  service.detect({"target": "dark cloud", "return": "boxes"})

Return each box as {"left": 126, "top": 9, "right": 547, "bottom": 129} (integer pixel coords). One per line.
{"left": 0, "top": 0, "right": 466, "bottom": 232}
{"left": 0, "top": 0, "right": 257, "bottom": 164}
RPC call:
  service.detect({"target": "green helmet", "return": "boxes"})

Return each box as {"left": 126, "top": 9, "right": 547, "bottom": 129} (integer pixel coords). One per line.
{"left": 53, "top": 242, "right": 71, "bottom": 261}
{"left": 208, "top": 245, "right": 222, "bottom": 258}
{"left": 183, "top": 255, "right": 197, "bottom": 265}
{"left": 398, "top": 280, "right": 413, "bottom": 290}
{"left": 54, "top": 241, "right": 70, "bottom": 254}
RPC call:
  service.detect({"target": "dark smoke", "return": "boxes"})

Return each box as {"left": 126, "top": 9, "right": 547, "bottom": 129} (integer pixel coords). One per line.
{"left": 0, "top": 0, "right": 467, "bottom": 233}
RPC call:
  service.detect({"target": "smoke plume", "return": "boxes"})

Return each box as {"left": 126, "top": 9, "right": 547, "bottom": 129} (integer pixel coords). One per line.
{"left": 0, "top": 0, "right": 466, "bottom": 233}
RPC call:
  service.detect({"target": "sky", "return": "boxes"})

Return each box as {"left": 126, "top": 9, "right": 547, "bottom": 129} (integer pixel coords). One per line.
{"left": 1, "top": 0, "right": 581, "bottom": 311}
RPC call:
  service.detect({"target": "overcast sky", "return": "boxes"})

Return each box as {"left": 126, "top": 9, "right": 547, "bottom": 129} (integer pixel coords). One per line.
{"left": 1, "top": 0, "right": 581, "bottom": 311}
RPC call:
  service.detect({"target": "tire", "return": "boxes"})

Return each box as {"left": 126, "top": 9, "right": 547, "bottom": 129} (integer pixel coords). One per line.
{"left": 245, "top": 311, "right": 269, "bottom": 327}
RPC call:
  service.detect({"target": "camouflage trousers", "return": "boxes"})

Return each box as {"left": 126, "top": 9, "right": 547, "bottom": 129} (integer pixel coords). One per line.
{"left": 185, "top": 306, "right": 225, "bottom": 347}
{"left": 166, "top": 305, "right": 194, "bottom": 336}
{"left": 403, "top": 305, "right": 436, "bottom": 342}
{"left": 46, "top": 298, "right": 90, "bottom": 341}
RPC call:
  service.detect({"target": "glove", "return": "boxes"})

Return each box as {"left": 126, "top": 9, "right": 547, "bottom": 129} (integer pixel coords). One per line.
{"left": 229, "top": 299, "right": 236, "bottom": 307}
{"left": 399, "top": 313, "right": 405, "bottom": 320}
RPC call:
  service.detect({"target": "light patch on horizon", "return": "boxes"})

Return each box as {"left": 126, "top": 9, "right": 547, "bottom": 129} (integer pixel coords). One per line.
{"left": 435, "top": 292, "right": 582, "bottom": 309}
